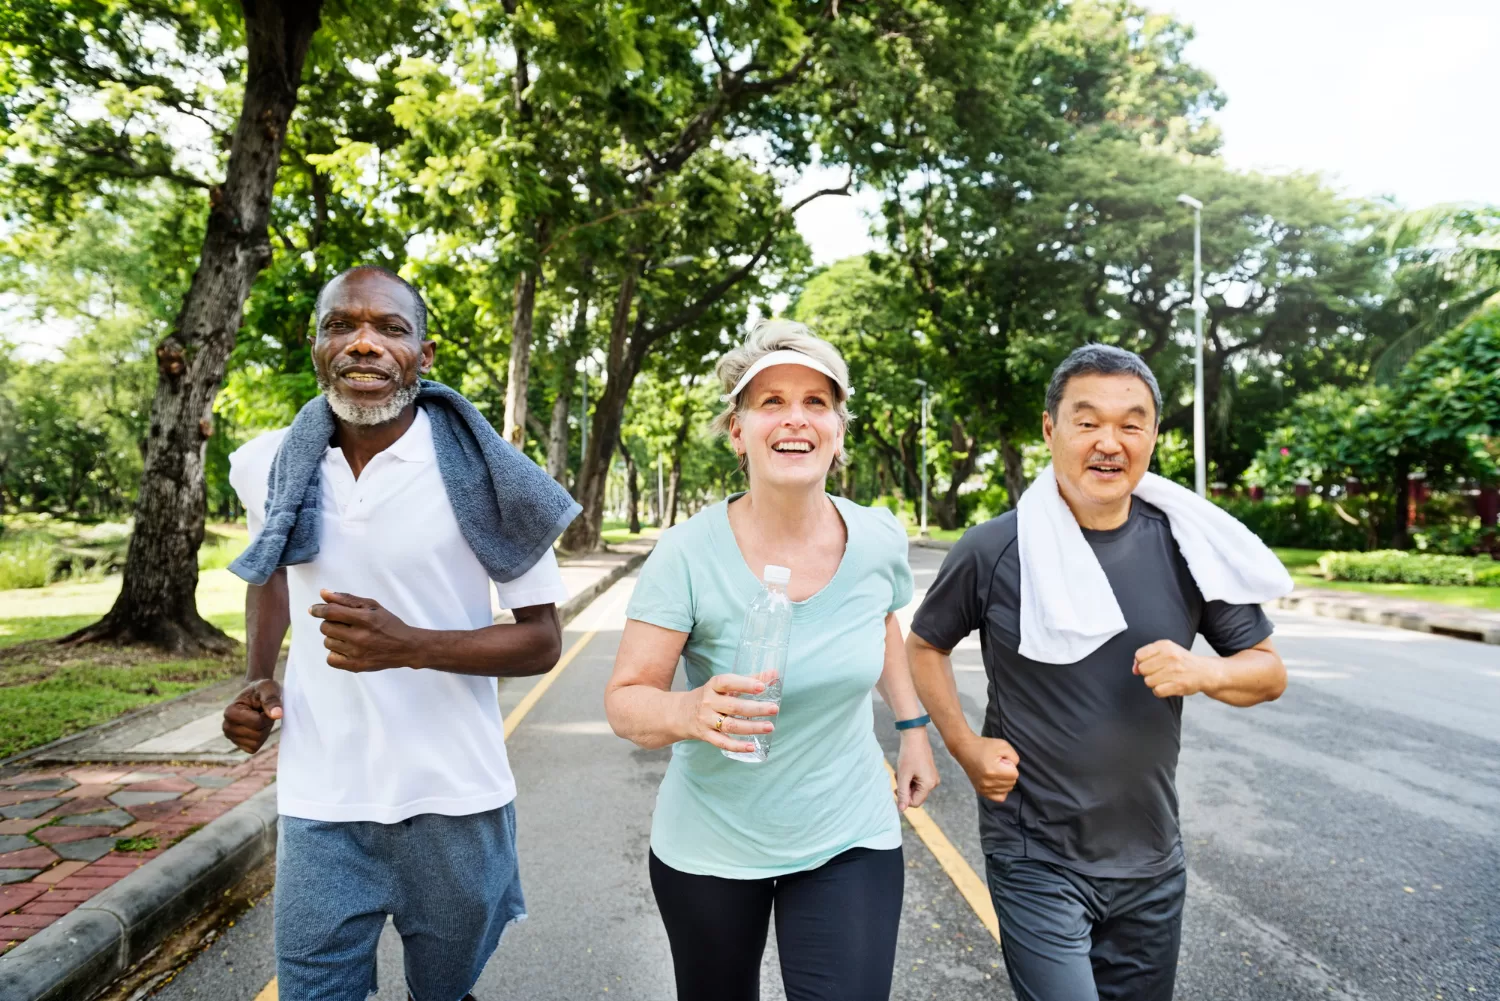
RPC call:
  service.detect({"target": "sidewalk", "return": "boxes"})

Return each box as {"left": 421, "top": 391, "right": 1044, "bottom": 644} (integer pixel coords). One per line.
{"left": 912, "top": 536, "right": 1500, "bottom": 645}
{"left": 0, "top": 541, "right": 651, "bottom": 971}
{"left": 1274, "top": 587, "right": 1500, "bottom": 644}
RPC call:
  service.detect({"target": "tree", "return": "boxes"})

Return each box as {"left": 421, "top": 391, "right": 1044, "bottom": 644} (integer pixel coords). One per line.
{"left": 2, "top": 1, "right": 325, "bottom": 650}
{"left": 1374, "top": 203, "right": 1500, "bottom": 381}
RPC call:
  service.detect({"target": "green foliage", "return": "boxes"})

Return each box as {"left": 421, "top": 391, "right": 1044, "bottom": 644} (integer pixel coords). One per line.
{"left": 1318, "top": 551, "right": 1500, "bottom": 588}
{"left": 1215, "top": 496, "right": 1371, "bottom": 552}
{"left": 114, "top": 836, "right": 160, "bottom": 852}
{"left": 0, "top": 537, "right": 53, "bottom": 590}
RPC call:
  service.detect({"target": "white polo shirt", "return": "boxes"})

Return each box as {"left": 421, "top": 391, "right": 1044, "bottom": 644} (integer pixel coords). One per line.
{"left": 228, "top": 408, "right": 569, "bottom": 823}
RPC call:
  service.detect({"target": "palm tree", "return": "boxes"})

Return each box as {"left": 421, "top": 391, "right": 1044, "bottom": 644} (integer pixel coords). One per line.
{"left": 1374, "top": 203, "right": 1500, "bottom": 382}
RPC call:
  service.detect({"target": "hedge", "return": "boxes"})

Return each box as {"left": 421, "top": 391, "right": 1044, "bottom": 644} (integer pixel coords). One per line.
{"left": 1318, "top": 550, "right": 1500, "bottom": 587}
{"left": 1215, "top": 496, "right": 1370, "bottom": 551}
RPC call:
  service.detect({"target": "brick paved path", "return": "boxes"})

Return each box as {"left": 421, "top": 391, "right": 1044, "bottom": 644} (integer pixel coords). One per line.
{"left": 0, "top": 752, "right": 277, "bottom": 953}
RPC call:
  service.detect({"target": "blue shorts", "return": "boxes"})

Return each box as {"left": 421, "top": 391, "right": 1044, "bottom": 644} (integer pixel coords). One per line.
{"left": 274, "top": 803, "right": 526, "bottom": 1001}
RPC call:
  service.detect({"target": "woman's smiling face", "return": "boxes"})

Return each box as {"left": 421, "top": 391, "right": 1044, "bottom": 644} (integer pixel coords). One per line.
{"left": 730, "top": 364, "right": 845, "bottom": 491}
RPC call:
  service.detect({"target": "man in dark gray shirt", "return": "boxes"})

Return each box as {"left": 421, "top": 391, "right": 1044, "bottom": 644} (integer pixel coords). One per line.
{"left": 908, "top": 345, "right": 1287, "bottom": 1001}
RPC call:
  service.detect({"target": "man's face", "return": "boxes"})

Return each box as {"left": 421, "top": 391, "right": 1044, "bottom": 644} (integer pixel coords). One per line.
{"left": 312, "top": 271, "right": 433, "bottom": 426}
{"left": 1042, "top": 372, "right": 1158, "bottom": 511}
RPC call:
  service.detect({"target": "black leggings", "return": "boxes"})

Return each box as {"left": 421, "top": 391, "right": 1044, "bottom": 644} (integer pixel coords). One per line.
{"left": 649, "top": 846, "right": 904, "bottom": 1001}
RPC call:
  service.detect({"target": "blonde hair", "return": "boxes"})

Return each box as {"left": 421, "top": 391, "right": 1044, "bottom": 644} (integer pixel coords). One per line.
{"left": 712, "top": 318, "right": 853, "bottom": 472}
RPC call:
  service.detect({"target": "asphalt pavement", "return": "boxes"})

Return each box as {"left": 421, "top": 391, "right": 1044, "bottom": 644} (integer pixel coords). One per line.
{"left": 149, "top": 544, "right": 1498, "bottom": 1000}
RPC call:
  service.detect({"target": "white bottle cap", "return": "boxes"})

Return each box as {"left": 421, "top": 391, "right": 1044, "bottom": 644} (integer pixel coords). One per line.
{"left": 763, "top": 565, "right": 791, "bottom": 585}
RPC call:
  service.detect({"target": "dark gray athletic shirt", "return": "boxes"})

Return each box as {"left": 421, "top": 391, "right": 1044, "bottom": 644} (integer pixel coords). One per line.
{"left": 911, "top": 499, "right": 1274, "bottom": 878}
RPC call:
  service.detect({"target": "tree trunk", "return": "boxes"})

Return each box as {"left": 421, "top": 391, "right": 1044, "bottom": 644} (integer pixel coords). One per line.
{"left": 502, "top": 265, "right": 541, "bottom": 448}
{"left": 560, "top": 267, "right": 639, "bottom": 552}
{"left": 619, "top": 440, "right": 642, "bottom": 535}
{"left": 1391, "top": 460, "right": 1412, "bottom": 550}
{"left": 546, "top": 381, "right": 573, "bottom": 487}
{"left": 665, "top": 389, "right": 694, "bottom": 527}
{"left": 932, "top": 420, "right": 979, "bottom": 531}
{"left": 64, "top": 0, "right": 324, "bottom": 654}
{"left": 998, "top": 428, "right": 1027, "bottom": 509}
{"left": 547, "top": 265, "right": 592, "bottom": 486}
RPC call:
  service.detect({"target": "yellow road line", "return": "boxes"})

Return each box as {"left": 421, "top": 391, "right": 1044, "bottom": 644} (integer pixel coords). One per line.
{"left": 253, "top": 628, "right": 602, "bottom": 1000}
{"left": 885, "top": 761, "right": 1001, "bottom": 944}
{"left": 504, "top": 629, "right": 598, "bottom": 739}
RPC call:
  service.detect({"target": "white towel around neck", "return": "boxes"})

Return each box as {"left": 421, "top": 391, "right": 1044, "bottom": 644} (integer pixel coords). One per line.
{"left": 1015, "top": 465, "right": 1293, "bottom": 664}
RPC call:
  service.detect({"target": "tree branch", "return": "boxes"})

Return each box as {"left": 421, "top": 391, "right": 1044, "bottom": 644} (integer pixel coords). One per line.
{"left": 637, "top": 172, "right": 853, "bottom": 346}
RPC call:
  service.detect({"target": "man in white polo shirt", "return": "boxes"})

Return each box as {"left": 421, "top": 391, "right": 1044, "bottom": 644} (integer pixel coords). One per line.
{"left": 221, "top": 266, "right": 577, "bottom": 1001}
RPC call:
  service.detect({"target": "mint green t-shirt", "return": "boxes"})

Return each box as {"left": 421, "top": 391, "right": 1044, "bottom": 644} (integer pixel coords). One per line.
{"left": 627, "top": 494, "right": 914, "bottom": 879}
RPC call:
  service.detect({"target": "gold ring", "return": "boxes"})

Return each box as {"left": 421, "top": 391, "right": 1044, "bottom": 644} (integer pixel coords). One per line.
{"left": 712, "top": 713, "right": 726, "bottom": 732}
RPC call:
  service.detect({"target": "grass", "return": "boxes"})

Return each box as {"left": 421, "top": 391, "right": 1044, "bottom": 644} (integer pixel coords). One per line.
{"left": 0, "top": 659, "right": 239, "bottom": 759}
{"left": 906, "top": 526, "right": 968, "bottom": 542}
{"left": 1272, "top": 547, "right": 1500, "bottom": 611}
{"left": 599, "top": 519, "right": 661, "bottom": 546}
{"left": 0, "top": 566, "right": 247, "bottom": 759}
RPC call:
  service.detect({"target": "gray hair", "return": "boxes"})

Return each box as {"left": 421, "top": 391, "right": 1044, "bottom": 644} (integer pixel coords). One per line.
{"left": 1045, "top": 344, "right": 1162, "bottom": 424}
{"left": 712, "top": 318, "right": 853, "bottom": 471}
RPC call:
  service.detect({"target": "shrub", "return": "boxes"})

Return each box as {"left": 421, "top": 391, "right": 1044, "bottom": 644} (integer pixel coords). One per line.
{"left": 1215, "top": 496, "right": 1371, "bottom": 551}
{"left": 0, "top": 536, "right": 54, "bottom": 590}
{"left": 1319, "top": 550, "right": 1500, "bottom": 587}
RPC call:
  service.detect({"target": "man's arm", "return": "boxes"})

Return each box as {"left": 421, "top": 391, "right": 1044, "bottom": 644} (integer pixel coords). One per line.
{"left": 1134, "top": 637, "right": 1286, "bottom": 707}
{"left": 906, "top": 630, "right": 1019, "bottom": 803}
{"left": 311, "top": 590, "right": 563, "bottom": 678}
{"left": 222, "top": 568, "right": 289, "bottom": 754}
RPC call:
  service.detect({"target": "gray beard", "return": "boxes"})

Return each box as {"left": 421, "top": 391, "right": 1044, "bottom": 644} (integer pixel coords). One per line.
{"left": 317, "top": 374, "right": 422, "bottom": 427}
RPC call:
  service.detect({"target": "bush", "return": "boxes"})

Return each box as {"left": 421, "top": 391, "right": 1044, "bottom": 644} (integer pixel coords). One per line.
{"left": 1319, "top": 550, "right": 1500, "bottom": 587}
{"left": 0, "top": 537, "right": 54, "bottom": 590}
{"left": 1215, "top": 496, "right": 1371, "bottom": 551}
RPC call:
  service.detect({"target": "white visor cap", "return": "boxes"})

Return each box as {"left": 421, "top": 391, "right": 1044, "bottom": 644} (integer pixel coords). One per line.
{"left": 722, "top": 349, "right": 853, "bottom": 403}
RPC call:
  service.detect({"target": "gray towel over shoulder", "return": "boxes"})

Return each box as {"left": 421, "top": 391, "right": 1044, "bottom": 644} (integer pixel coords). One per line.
{"left": 229, "top": 380, "right": 581, "bottom": 586}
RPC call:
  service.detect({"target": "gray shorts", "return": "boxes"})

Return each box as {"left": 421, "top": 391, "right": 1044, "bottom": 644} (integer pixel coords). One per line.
{"left": 275, "top": 803, "right": 526, "bottom": 1001}
{"left": 986, "top": 854, "right": 1186, "bottom": 1001}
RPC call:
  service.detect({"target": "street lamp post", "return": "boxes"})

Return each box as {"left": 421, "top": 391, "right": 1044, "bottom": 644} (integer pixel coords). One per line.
{"left": 915, "top": 377, "right": 929, "bottom": 537}
{"left": 1177, "top": 192, "right": 1207, "bottom": 497}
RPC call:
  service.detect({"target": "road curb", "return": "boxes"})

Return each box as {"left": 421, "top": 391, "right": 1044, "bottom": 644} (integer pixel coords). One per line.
{"left": 556, "top": 547, "right": 653, "bottom": 627}
{"left": 0, "top": 544, "right": 653, "bottom": 1001}
{"left": 0, "top": 784, "right": 278, "bottom": 1001}
{"left": 1275, "top": 590, "right": 1500, "bottom": 645}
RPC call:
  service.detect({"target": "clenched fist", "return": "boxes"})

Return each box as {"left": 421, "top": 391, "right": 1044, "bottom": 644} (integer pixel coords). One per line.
{"left": 222, "top": 679, "right": 283, "bottom": 754}
{"left": 309, "top": 590, "right": 419, "bottom": 673}
{"left": 955, "top": 734, "right": 1021, "bottom": 803}
{"left": 1134, "top": 639, "right": 1219, "bottom": 699}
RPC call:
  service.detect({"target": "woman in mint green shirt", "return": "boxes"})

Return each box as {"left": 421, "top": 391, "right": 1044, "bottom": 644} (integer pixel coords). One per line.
{"left": 605, "top": 319, "right": 939, "bottom": 1001}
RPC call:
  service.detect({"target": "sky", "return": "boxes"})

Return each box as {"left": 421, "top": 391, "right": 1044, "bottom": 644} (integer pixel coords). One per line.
{"left": 792, "top": 0, "right": 1500, "bottom": 265}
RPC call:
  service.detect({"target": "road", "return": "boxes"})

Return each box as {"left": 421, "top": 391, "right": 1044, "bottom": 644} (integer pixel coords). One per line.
{"left": 150, "top": 544, "right": 1498, "bottom": 1000}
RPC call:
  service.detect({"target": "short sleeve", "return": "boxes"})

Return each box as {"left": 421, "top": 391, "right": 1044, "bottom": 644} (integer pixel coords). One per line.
{"left": 625, "top": 532, "right": 694, "bottom": 633}
{"left": 883, "top": 511, "right": 914, "bottom": 613}
{"left": 1198, "top": 600, "right": 1274, "bottom": 657}
{"left": 494, "top": 548, "right": 570, "bottom": 609}
{"left": 910, "top": 528, "right": 992, "bottom": 651}
{"left": 227, "top": 428, "right": 287, "bottom": 539}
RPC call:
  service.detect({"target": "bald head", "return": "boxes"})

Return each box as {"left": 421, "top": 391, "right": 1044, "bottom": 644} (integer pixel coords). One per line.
{"left": 315, "top": 266, "right": 427, "bottom": 339}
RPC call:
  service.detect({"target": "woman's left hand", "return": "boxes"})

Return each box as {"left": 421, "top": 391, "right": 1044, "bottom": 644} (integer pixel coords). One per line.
{"left": 894, "top": 728, "right": 940, "bottom": 811}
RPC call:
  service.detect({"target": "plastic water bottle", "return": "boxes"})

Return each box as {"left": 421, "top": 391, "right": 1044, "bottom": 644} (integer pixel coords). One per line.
{"left": 721, "top": 564, "right": 792, "bottom": 763}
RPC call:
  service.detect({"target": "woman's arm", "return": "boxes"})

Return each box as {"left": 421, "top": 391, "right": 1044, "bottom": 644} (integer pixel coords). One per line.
{"left": 875, "top": 613, "right": 940, "bottom": 810}
{"left": 605, "top": 619, "right": 776, "bottom": 753}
